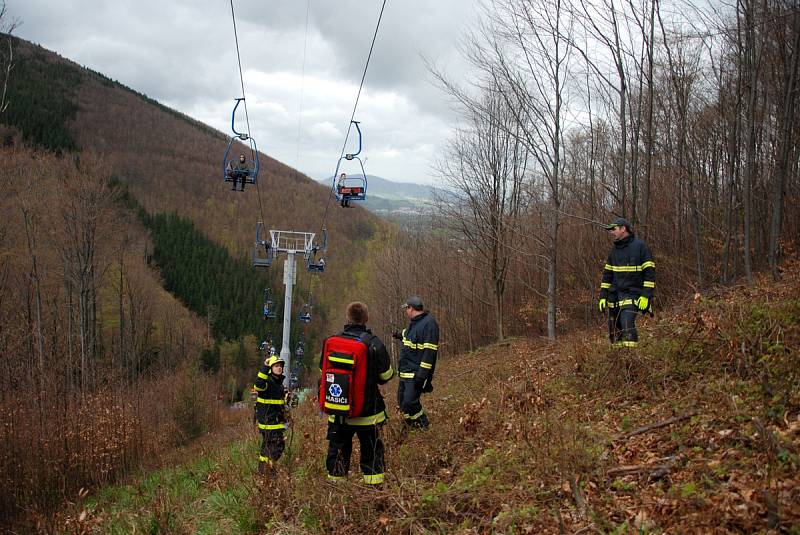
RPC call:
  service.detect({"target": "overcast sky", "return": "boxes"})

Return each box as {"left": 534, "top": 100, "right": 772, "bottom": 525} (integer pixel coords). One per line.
{"left": 9, "top": 0, "right": 485, "bottom": 185}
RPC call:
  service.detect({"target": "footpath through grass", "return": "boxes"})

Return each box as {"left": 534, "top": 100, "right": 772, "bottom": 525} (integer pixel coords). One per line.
{"left": 60, "top": 267, "right": 800, "bottom": 534}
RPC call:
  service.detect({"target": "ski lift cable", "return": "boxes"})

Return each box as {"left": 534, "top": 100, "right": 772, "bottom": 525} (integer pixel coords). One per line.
{"left": 229, "top": 0, "right": 266, "bottom": 224}
{"left": 294, "top": 0, "right": 311, "bottom": 174}
{"left": 317, "top": 0, "right": 388, "bottom": 233}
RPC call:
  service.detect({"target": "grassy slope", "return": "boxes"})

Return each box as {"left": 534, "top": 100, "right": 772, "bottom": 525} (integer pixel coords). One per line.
{"left": 60, "top": 266, "right": 800, "bottom": 534}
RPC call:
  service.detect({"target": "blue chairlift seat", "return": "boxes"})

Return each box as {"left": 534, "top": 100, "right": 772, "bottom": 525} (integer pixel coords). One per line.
{"left": 222, "top": 98, "right": 260, "bottom": 186}
{"left": 332, "top": 120, "right": 368, "bottom": 204}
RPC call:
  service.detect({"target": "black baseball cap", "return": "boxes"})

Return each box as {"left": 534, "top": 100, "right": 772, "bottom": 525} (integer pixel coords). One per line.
{"left": 401, "top": 295, "right": 424, "bottom": 311}
{"left": 604, "top": 217, "right": 631, "bottom": 230}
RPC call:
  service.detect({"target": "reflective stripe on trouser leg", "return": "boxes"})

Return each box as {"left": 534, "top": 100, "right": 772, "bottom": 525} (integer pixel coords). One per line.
{"left": 355, "top": 426, "right": 385, "bottom": 483}
{"left": 398, "top": 379, "right": 429, "bottom": 428}
{"left": 609, "top": 305, "right": 638, "bottom": 347}
{"left": 260, "top": 428, "right": 285, "bottom": 463}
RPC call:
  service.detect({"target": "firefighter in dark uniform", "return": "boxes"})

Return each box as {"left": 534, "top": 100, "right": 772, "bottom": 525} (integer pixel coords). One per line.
{"left": 394, "top": 295, "right": 439, "bottom": 429}
{"left": 322, "top": 302, "right": 394, "bottom": 485}
{"left": 253, "top": 355, "right": 287, "bottom": 474}
{"left": 598, "top": 217, "right": 655, "bottom": 348}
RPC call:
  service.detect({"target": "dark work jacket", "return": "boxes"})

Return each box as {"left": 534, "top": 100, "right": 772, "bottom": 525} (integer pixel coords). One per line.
{"left": 598, "top": 233, "right": 655, "bottom": 305}
{"left": 398, "top": 312, "right": 440, "bottom": 381}
{"left": 319, "top": 324, "right": 394, "bottom": 424}
{"left": 253, "top": 366, "right": 286, "bottom": 431}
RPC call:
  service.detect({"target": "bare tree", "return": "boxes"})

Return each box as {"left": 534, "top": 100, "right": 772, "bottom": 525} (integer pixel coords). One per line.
{"left": 434, "top": 88, "right": 527, "bottom": 341}
{"left": 768, "top": 8, "right": 800, "bottom": 279}
{"left": 0, "top": 2, "right": 18, "bottom": 116}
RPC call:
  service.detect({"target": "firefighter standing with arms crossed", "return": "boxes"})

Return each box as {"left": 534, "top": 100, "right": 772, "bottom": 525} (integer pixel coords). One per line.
{"left": 598, "top": 217, "right": 655, "bottom": 348}
{"left": 393, "top": 295, "right": 439, "bottom": 429}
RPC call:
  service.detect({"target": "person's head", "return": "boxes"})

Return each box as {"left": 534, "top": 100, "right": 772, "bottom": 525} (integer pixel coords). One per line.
{"left": 340, "top": 173, "right": 347, "bottom": 179}
{"left": 604, "top": 217, "right": 631, "bottom": 241}
{"left": 402, "top": 295, "right": 424, "bottom": 319}
{"left": 266, "top": 355, "right": 285, "bottom": 375}
{"left": 239, "top": 154, "right": 246, "bottom": 162}
{"left": 346, "top": 301, "right": 369, "bottom": 325}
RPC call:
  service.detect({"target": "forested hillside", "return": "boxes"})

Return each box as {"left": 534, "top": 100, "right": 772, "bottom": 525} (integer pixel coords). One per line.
{"left": 0, "top": 34, "right": 390, "bottom": 526}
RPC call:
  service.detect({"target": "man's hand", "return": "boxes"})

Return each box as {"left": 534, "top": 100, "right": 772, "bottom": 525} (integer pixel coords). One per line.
{"left": 391, "top": 329, "right": 402, "bottom": 340}
{"left": 598, "top": 298, "right": 607, "bottom": 312}
{"left": 637, "top": 296, "right": 649, "bottom": 311}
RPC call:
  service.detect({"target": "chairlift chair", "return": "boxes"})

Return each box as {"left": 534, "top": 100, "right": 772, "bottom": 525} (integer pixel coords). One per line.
{"left": 222, "top": 98, "right": 260, "bottom": 186}
{"left": 332, "top": 121, "right": 368, "bottom": 204}
{"left": 252, "top": 222, "right": 274, "bottom": 268}
{"left": 298, "top": 303, "right": 312, "bottom": 323}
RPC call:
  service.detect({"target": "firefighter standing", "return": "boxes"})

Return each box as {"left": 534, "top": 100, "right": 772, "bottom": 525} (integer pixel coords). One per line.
{"left": 322, "top": 302, "right": 394, "bottom": 485}
{"left": 253, "top": 355, "right": 287, "bottom": 474}
{"left": 394, "top": 295, "right": 439, "bottom": 429}
{"left": 598, "top": 217, "right": 655, "bottom": 348}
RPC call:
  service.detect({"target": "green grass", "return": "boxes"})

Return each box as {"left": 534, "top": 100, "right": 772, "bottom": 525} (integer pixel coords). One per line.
{"left": 77, "top": 437, "right": 260, "bottom": 534}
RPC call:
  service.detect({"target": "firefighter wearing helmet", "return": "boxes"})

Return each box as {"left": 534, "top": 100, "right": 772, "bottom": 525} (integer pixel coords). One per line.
{"left": 253, "top": 355, "right": 287, "bottom": 474}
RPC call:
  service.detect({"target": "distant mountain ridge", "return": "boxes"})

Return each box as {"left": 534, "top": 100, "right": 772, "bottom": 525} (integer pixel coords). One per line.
{"left": 320, "top": 174, "right": 435, "bottom": 201}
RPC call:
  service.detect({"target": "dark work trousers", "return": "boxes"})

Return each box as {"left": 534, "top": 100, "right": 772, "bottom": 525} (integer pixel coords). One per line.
{"left": 397, "top": 378, "right": 429, "bottom": 428}
{"left": 608, "top": 304, "right": 639, "bottom": 347}
{"left": 326, "top": 422, "right": 385, "bottom": 480}
{"left": 259, "top": 429, "right": 285, "bottom": 462}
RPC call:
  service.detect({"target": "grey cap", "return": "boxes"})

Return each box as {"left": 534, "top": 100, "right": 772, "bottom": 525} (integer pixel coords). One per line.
{"left": 604, "top": 217, "right": 631, "bottom": 230}
{"left": 402, "top": 295, "right": 424, "bottom": 311}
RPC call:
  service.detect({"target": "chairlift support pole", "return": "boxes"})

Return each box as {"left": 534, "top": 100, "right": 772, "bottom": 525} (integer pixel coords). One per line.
{"left": 253, "top": 227, "right": 322, "bottom": 387}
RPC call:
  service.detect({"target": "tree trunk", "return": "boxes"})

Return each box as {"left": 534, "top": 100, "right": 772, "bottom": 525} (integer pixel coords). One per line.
{"left": 768, "top": 11, "right": 800, "bottom": 280}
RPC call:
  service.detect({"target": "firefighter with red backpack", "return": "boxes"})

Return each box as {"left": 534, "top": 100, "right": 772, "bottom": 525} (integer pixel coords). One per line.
{"left": 393, "top": 295, "right": 439, "bottom": 429}
{"left": 319, "top": 302, "right": 394, "bottom": 485}
{"left": 253, "top": 355, "right": 287, "bottom": 475}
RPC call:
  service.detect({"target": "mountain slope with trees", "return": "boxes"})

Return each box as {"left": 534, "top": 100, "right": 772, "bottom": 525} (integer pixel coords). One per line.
{"left": 0, "top": 33, "right": 391, "bottom": 527}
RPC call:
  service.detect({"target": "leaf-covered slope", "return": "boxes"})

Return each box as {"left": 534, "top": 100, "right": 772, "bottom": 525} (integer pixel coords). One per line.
{"left": 59, "top": 261, "right": 800, "bottom": 533}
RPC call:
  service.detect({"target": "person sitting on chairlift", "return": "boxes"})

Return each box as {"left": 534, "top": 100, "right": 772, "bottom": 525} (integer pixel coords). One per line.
{"left": 338, "top": 173, "right": 350, "bottom": 207}
{"left": 228, "top": 154, "right": 251, "bottom": 192}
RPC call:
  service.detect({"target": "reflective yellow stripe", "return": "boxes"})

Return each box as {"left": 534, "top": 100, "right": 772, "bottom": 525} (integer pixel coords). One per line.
{"left": 643, "top": 281, "right": 655, "bottom": 288}
{"left": 257, "top": 398, "right": 285, "bottom": 404}
{"left": 327, "top": 474, "right": 346, "bottom": 481}
{"left": 399, "top": 372, "right": 415, "bottom": 379}
{"left": 379, "top": 367, "right": 394, "bottom": 381}
{"left": 258, "top": 422, "right": 287, "bottom": 430}
{"left": 600, "top": 282, "right": 611, "bottom": 289}
{"left": 328, "top": 411, "right": 387, "bottom": 426}
{"left": 259, "top": 455, "right": 271, "bottom": 462}
{"left": 329, "top": 356, "right": 354, "bottom": 365}
{"left": 363, "top": 473, "right": 384, "bottom": 484}
{"left": 257, "top": 372, "right": 268, "bottom": 380}
{"left": 606, "top": 262, "right": 656, "bottom": 272}
{"left": 325, "top": 402, "right": 350, "bottom": 411}
{"left": 419, "top": 362, "right": 433, "bottom": 369}
{"left": 403, "top": 339, "right": 438, "bottom": 351}
{"left": 621, "top": 341, "right": 638, "bottom": 347}
{"left": 609, "top": 299, "right": 635, "bottom": 308}
{"left": 253, "top": 385, "right": 266, "bottom": 391}
{"left": 404, "top": 409, "right": 425, "bottom": 420}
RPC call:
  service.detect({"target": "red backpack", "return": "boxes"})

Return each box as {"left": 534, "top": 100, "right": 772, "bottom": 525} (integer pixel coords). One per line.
{"left": 319, "top": 333, "right": 370, "bottom": 417}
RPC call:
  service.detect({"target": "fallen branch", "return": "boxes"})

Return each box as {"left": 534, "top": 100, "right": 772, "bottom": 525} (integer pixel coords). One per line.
{"left": 606, "top": 455, "right": 678, "bottom": 480}
{"left": 616, "top": 411, "right": 697, "bottom": 440}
